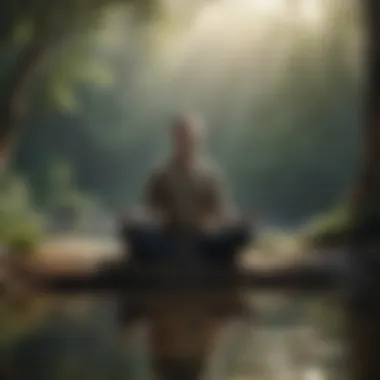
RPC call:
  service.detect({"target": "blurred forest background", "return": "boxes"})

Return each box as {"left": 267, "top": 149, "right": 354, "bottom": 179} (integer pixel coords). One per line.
{"left": 0, "top": 0, "right": 363, "bottom": 379}
{"left": 0, "top": 0, "right": 364, "bottom": 250}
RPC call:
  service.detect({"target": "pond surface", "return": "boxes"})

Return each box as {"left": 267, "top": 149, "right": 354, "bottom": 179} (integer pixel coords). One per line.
{"left": 0, "top": 291, "right": 348, "bottom": 380}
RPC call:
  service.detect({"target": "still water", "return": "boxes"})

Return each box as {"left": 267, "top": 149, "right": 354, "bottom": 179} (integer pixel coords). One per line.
{"left": 0, "top": 292, "right": 348, "bottom": 380}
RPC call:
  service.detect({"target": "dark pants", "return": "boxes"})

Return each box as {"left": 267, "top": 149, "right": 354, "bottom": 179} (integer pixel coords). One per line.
{"left": 121, "top": 222, "right": 252, "bottom": 265}
{"left": 117, "top": 222, "right": 253, "bottom": 326}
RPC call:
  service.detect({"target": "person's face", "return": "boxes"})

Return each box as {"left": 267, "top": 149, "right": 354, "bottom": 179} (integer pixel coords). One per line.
{"left": 172, "top": 120, "right": 199, "bottom": 159}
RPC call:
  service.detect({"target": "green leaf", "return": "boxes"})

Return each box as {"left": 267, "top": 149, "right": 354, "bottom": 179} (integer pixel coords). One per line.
{"left": 13, "top": 19, "right": 34, "bottom": 44}
{"left": 50, "top": 79, "right": 78, "bottom": 111}
{"left": 75, "top": 61, "right": 114, "bottom": 86}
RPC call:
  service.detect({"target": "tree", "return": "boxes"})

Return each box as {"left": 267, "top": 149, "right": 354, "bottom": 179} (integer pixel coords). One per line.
{"left": 351, "top": 0, "right": 380, "bottom": 227}
{"left": 345, "top": 2, "right": 380, "bottom": 379}
{"left": 0, "top": 0, "right": 154, "bottom": 168}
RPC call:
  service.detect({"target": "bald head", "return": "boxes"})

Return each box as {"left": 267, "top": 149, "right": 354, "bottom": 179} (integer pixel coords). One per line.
{"left": 172, "top": 113, "right": 204, "bottom": 140}
{"left": 171, "top": 113, "right": 205, "bottom": 165}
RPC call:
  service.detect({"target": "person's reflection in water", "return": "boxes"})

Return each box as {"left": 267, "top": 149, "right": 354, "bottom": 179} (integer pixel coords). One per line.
{"left": 117, "top": 112, "right": 254, "bottom": 380}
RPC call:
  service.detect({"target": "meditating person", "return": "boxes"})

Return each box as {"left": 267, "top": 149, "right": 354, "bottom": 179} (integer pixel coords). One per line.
{"left": 119, "top": 112, "right": 252, "bottom": 265}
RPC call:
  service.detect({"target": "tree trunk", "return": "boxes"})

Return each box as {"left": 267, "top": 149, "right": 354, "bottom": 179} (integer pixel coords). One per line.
{"left": 351, "top": 0, "right": 380, "bottom": 224}
{"left": 348, "top": 2, "right": 380, "bottom": 379}
{"left": 0, "top": 39, "right": 47, "bottom": 170}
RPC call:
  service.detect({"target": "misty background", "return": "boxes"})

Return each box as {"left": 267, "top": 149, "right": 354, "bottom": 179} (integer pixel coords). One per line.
{"left": 0, "top": 0, "right": 364, "bottom": 250}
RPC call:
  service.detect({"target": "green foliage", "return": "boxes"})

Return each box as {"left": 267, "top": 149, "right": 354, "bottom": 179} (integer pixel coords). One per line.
{"left": 0, "top": 0, "right": 155, "bottom": 119}
{"left": 2, "top": 0, "right": 148, "bottom": 45}
{"left": 295, "top": 201, "right": 354, "bottom": 247}
{"left": 0, "top": 173, "right": 43, "bottom": 253}
{"left": 43, "top": 158, "right": 105, "bottom": 233}
{"left": 41, "top": 35, "right": 116, "bottom": 112}
{"left": 46, "top": 160, "right": 82, "bottom": 223}
{"left": 303, "top": 203, "right": 352, "bottom": 235}
{"left": 12, "top": 18, "right": 34, "bottom": 44}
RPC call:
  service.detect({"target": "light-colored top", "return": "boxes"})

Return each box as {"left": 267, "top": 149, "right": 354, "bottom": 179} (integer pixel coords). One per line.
{"left": 144, "top": 157, "right": 233, "bottom": 236}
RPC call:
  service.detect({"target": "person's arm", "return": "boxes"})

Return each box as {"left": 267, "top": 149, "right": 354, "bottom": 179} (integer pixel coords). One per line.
{"left": 142, "top": 167, "right": 166, "bottom": 221}
{"left": 202, "top": 166, "right": 237, "bottom": 226}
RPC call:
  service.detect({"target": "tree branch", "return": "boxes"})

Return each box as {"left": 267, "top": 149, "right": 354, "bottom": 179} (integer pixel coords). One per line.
{"left": 0, "top": 38, "right": 48, "bottom": 167}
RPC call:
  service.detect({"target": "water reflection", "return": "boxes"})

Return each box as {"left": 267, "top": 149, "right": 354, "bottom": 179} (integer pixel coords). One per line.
{"left": 0, "top": 292, "right": 347, "bottom": 380}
